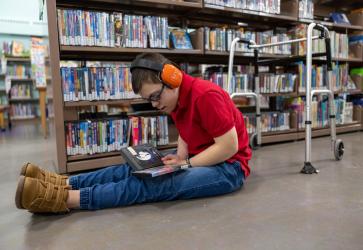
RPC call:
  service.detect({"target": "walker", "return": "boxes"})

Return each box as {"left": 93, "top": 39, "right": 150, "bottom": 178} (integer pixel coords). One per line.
{"left": 227, "top": 23, "right": 344, "bottom": 174}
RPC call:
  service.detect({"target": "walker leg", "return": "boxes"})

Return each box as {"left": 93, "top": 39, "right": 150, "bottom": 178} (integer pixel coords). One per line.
{"left": 300, "top": 23, "right": 318, "bottom": 174}
{"left": 301, "top": 162, "right": 318, "bottom": 174}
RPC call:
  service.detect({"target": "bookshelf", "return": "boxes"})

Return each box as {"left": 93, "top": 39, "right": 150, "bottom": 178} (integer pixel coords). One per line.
{"left": 5, "top": 56, "right": 38, "bottom": 121}
{"left": 1, "top": 51, "right": 53, "bottom": 126}
{"left": 0, "top": 70, "right": 8, "bottom": 130}
{"left": 46, "top": 0, "right": 363, "bottom": 173}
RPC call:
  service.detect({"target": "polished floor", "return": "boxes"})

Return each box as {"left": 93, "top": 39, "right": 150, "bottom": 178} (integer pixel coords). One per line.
{"left": 0, "top": 122, "right": 362, "bottom": 250}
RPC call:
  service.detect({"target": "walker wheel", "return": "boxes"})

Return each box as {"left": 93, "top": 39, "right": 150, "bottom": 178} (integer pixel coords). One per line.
{"left": 334, "top": 139, "right": 344, "bottom": 161}
{"left": 250, "top": 133, "right": 259, "bottom": 150}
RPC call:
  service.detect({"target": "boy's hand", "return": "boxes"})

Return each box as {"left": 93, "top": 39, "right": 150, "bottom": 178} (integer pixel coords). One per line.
{"left": 161, "top": 154, "right": 186, "bottom": 166}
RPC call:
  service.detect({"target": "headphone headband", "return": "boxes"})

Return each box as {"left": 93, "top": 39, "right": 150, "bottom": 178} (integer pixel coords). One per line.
{"left": 130, "top": 58, "right": 163, "bottom": 73}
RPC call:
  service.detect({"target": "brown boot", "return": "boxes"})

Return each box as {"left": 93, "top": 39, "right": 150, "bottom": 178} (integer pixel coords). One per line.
{"left": 15, "top": 176, "right": 70, "bottom": 213}
{"left": 20, "top": 163, "right": 69, "bottom": 186}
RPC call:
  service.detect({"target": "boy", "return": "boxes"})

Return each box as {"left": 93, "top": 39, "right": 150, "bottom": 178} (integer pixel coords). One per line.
{"left": 15, "top": 53, "right": 251, "bottom": 213}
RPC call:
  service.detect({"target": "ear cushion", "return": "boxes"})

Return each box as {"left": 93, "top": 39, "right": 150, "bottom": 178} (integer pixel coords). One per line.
{"left": 160, "top": 64, "right": 183, "bottom": 89}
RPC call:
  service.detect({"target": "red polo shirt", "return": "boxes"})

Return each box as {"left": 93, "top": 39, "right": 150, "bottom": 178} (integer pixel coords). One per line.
{"left": 170, "top": 73, "right": 252, "bottom": 177}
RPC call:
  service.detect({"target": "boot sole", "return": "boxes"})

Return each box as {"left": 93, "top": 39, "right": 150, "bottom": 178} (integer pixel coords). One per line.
{"left": 15, "top": 176, "right": 25, "bottom": 209}
{"left": 20, "top": 163, "right": 29, "bottom": 176}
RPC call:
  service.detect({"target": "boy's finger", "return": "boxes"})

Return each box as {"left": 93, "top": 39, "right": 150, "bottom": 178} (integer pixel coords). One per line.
{"left": 163, "top": 159, "right": 176, "bottom": 165}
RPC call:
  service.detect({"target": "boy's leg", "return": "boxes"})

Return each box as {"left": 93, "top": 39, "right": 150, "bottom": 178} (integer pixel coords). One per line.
{"left": 69, "top": 164, "right": 132, "bottom": 190}
{"left": 78, "top": 161, "right": 244, "bottom": 210}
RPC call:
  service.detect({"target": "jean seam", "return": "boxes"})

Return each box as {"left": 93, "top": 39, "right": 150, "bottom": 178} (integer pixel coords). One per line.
{"left": 176, "top": 180, "right": 228, "bottom": 197}
{"left": 69, "top": 176, "right": 79, "bottom": 190}
{"left": 79, "top": 187, "right": 91, "bottom": 209}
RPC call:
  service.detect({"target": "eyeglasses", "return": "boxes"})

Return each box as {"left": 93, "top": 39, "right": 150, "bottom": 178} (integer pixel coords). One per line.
{"left": 143, "top": 84, "right": 165, "bottom": 102}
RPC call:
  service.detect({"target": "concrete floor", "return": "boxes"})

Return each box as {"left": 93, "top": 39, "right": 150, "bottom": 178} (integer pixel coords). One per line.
{"left": 0, "top": 122, "right": 363, "bottom": 250}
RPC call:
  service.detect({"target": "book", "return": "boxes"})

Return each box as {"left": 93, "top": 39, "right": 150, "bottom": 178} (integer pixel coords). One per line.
{"left": 204, "top": 0, "right": 280, "bottom": 14}
{"left": 120, "top": 144, "right": 190, "bottom": 178}
{"left": 330, "top": 12, "right": 351, "bottom": 25}
{"left": 114, "top": 12, "right": 123, "bottom": 47}
{"left": 11, "top": 41, "right": 24, "bottom": 57}
{"left": 169, "top": 29, "right": 193, "bottom": 49}
{"left": 298, "top": 0, "right": 314, "bottom": 19}
{"left": 60, "top": 63, "right": 138, "bottom": 102}
{"left": 65, "top": 118, "right": 130, "bottom": 156}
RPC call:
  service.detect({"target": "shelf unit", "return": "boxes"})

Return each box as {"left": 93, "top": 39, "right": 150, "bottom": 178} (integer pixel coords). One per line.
{"left": 297, "top": 122, "right": 362, "bottom": 139}
{"left": 47, "top": 0, "right": 363, "bottom": 173}
{"left": 5, "top": 56, "right": 39, "bottom": 123}
{"left": 0, "top": 71, "right": 8, "bottom": 130}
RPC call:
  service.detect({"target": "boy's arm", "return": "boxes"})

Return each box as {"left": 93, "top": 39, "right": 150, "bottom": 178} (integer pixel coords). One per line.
{"left": 177, "top": 135, "right": 188, "bottom": 160}
{"left": 188, "top": 126, "right": 238, "bottom": 167}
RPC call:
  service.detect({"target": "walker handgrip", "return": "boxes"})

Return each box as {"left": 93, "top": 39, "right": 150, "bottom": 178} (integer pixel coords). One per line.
{"left": 314, "top": 24, "right": 327, "bottom": 38}
{"left": 325, "top": 38, "right": 333, "bottom": 71}
{"left": 237, "top": 38, "right": 252, "bottom": 44}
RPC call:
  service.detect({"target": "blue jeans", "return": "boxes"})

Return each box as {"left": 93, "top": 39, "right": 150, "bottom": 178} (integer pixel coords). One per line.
{"left": 69, "top": 161, "right": 245, "bottom": 210}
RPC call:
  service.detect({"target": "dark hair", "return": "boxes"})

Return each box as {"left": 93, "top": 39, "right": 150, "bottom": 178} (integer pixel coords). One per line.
{"left": 131, "top": 53, "right": 172, "bottom": 94}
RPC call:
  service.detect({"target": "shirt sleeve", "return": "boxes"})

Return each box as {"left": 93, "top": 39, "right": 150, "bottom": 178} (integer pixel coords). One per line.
{"left": 196, "top": 91, "right": 235, "bottom": 138}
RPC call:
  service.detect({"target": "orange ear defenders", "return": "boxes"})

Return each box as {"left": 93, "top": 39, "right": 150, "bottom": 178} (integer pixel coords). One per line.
{"left": 130, "top": 58, "right": 183, "bottom": 89}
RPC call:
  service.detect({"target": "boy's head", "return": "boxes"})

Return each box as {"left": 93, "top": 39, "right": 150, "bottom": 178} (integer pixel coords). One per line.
{"left": 131, "top": 53, "right": 180, "bottom": 114}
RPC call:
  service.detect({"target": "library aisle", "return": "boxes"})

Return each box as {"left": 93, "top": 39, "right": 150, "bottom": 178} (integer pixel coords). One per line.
{"left": 1, "top": 122, "right": 363, "bottom": 249}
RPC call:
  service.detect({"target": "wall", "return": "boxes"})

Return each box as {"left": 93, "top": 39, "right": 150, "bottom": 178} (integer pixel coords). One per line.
{"left": 0, "top": 0, "right": 48, "bottom": 36}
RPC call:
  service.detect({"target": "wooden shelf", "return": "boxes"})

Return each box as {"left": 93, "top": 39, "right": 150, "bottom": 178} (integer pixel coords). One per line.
{"left": 260, "top": 123, "right": 362, "bottom": 144}
{"left": 332, "top": 57, "right": 362, "bottom": 63}
{"left": 68, "top": 151, "right": 121, "bottom": 161}
{"left": 204, "top": 50, "right": 289, "bottom": 59}
{"left": 203, "top": 3, "right": 297, "bottom": 22}
{"left": 262, "top": 129, "right": 297, "bottom": 136}
{"left": 67, "top": 154, "right": 124, "bottom": 172}
{"left": 5, "top": 56, "right": 30, "bottom": 62}
{"left": 135, "top": 0, "right": 202, "bottom": 8}
{"left": 0, "top": 105, "right": 9, "bottom": 110}
{"left": 64, "top": 98, "right": 147, "bottom": 107}
{"left": 297, "top": 89, "right": 363, "bottom": 96}
{"left": 345, "top": 90, "right": 363, "bottom": 95}
{"left": 333, "top": 23, "right": 363, "bottom": 31}
{"left": 261, "top": 92, "right": 297, "bottom": 97}
{"left": 157, "top": 142, "right": 178, "bottom": 150}
{"left": 10, "top": 97, "right": 38, "bottom": 102}
{"left": 60, "top": 46, "right": 203, "bottom": 60}
{"left": 261, "top": 130, "right": 298, "bottom": 144}
{"left": 297, "top": 122, "right": 362, "bottom": 139}
{"left": 9, "top": 78, "right": 34, "bottom": 82}
{"left": 10, "top": 116, "right": 37, "bottom": 121}
{"left": 299, "top": 18, "right": 363, "bottom": 31}
{"left": 297, "top": 90, "right": 341, "bottom": 96}
{"left": 57, "top": 0, "right": 202, "bottom": 10}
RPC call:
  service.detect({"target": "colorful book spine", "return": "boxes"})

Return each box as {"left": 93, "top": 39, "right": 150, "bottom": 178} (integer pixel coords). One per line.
{"left": 204, "top": 0, "right": 281, "bottom": 14}
{"left": 65, "top": 118, "right": 131, "bottom": 156}
{"left": 57, "top": 9, "right": 169, "bottom": 49}
{"left": 60, "top": 64, "right": 138, "bottom": 102}
{"left": 205, "top": 27, "right": 291, "bottom": 54}
{"left": 130, "top": 115, "right": 169, "bottom": 147}
{"left": 280, "top": 97, "right": 354, "bottom": 129}
{"left": 10, "top": 103, "right": 39, "bottom": 118}
{"left": 243, "top": 111, "right": 291, "bottom": 134}
{"left": 297, "top": 62, "right": 348, "bottom": 92}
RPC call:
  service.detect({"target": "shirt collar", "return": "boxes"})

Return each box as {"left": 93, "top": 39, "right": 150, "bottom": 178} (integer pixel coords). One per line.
{"left": 175, "top": 72, "right": 194, "bottom": 110}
